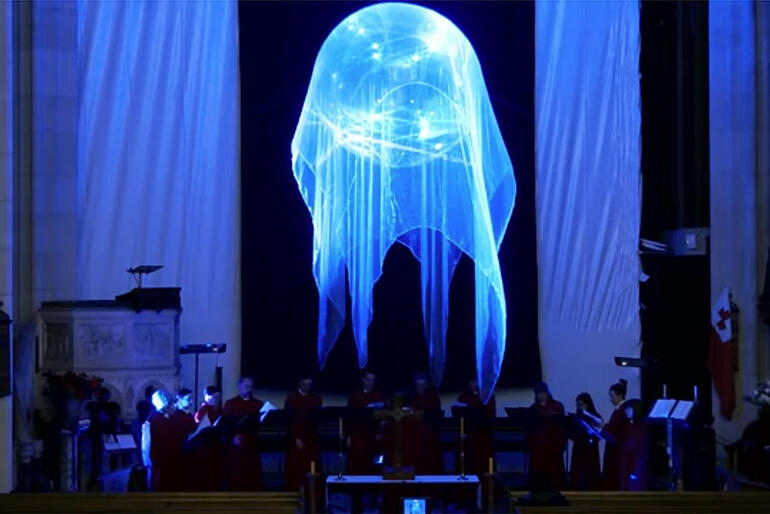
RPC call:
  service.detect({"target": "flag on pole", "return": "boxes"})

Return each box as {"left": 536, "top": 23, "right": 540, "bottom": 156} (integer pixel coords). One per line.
{"left": 707, "top": 287, "right": 737, "bottom": 420}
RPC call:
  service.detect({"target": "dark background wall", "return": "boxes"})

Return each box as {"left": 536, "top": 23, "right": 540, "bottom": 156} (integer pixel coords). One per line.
{"left": 639, "top": 0, "right": 711, "bottom": 408}
{"left": 238, "top": 1, "right": 540, "bottom": 394}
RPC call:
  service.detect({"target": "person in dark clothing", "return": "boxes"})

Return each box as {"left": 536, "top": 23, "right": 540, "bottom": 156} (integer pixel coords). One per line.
{"left": 601, "top": 378, "right": 630, "bottom": 490}
{"left": 527, "top": 382, "right": 566, "bottom": 490}
{"left": 85, "top": 387, "right": 122, "bottom": 435}
{"left": 568, "top": 392, "right": 603, "bottom": 490}
{"left": 618, "top": 399, "right": 649, "bottom": 491}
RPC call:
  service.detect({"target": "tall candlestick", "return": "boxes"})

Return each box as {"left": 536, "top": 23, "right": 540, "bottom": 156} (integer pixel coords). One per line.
{"left": 311, "top": 460, "right": 316, "bottom": 474}
{"left": 336, "top": 417, "right": 344, "bottom": 481}
{"left": 488, "top": 457, "right": 493, "bottom": 474}
{"left": 459, "top": 416, "right": 466, "bottom": 480}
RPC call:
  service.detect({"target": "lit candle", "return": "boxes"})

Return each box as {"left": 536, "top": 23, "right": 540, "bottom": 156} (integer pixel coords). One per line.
{"left": 338, "top": 417, "right": 343, "bottom": 439}
{"left": 460, "top": 416, "right": 464, "bottom": 436}
{"left": 311, "top": 460, "right": 316, "bottom": 474}
{"left": 488, "top": 457, "right": 493, "bottom": 474}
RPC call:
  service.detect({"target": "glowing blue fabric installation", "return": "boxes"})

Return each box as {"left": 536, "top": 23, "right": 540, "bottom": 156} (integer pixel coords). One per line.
{"left": 292, "top": 2, "right": 515, "bottom": 401}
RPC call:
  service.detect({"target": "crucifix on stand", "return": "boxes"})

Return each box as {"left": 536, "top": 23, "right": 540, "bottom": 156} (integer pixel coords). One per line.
{"left": 374, "top": 393, "right": 422, "bottom": 480}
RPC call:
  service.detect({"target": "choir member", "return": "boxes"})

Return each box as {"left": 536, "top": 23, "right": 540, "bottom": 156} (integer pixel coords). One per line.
{"left": 133, "top": 386, "right": 157, "bottom": 463}
{"left": 457, "top": 378, "right": 496, "bottom": 475}
{"left": 347, "top": 370, "right": 388, "bottom": 474}
{"left": 176, "top": 388, "right": 195, "bottom": 415}
{"left": 406, "top": 373, "right": 444, "bottom": 474}
{"left": 190, "top": 385, "right": 223, "bottom": 491}
{"left": 619, "top": 399, "right": 649, "bottom": 490}
{"left": 194, "top": 386, "right": 222, "bottom": 424}
{"left": 141, "top": 389, "right": 196, "bottom": 491}
{"left": 735, "top": 408, "right": 770, "bottom": 484}
{"left": 601, "top": 378, "right": 630, "bottom": 490}
{"left": 284, "top": 376, "right": 323, "bottom": 490}
{"left": 527, "top": 382, "right": 566, "bottom": 491}
{"left": 85, "top": 387, "right": 122, "bottom": 435}
{"left": 85, "top": 387, "right": 123, "bottom": 488}
{"left": 136, "top": 385, "right": 157, "bottom": 424}
{"left": 568, "top": 392, "right": 603, "bottom": 490}
{"left": 223, "top": 376, "right": 265, "bottom": 490}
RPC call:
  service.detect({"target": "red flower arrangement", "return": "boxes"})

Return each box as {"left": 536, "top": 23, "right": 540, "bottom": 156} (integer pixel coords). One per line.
{"left": 42, "top": 370, "right": 104, "bottom": 402}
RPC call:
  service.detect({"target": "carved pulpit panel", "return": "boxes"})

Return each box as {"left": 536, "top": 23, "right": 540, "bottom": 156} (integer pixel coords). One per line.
{"left": 77, "top": 323, "right": 127, "bottom": 365}
{"left": 38, "top": 289, "right": 182, "bottom": 420}
{"left": 132, "top": 322, "right": 174, "bottom": 364}
{"left": 42, "top": 323, "right": 73, "bottom": 370}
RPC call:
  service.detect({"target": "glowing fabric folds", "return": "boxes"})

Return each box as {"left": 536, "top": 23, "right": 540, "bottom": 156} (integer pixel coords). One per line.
{"left": 291, "top": 2, "right": 515, "bottom": 402}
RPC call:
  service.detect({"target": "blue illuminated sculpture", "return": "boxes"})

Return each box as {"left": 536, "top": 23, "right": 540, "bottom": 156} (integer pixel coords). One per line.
{"left": 291, "top": 2, "right": 515, "bottom": 402}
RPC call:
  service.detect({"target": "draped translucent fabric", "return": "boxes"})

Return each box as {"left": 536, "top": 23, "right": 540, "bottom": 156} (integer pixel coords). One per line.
{"left": 76, "top": 1, "right": 241, "bottom": 388}
{"left": 535, "top": 0, "right": 642, "bottom": 405}
{"left": 292, "top": 2, "right": 515, "bottom": 401}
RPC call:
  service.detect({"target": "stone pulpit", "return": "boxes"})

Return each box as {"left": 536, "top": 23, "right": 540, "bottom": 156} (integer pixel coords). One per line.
{"left": 38, "top": 288, "right": 182, "bottom": 421}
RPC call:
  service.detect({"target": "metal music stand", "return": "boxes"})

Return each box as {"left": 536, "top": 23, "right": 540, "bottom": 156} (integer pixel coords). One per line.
{"left": 127, "top": 265, "right": 163, "bottom": 288}
{"left": 179, "top": 343, "right": 227, "bottom": 407}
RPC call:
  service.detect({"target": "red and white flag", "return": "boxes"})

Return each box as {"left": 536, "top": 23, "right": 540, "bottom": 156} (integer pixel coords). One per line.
{"left": 711, "top": 287, "right": 732, "bottom": 342}
{"left": 708, "top": 287, "right": 736, "bottom": 420}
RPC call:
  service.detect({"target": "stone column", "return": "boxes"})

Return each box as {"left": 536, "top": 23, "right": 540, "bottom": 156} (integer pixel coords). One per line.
{"left": 0, "top": 0, "right": 15, "bottom": 494}
{"left": 709, "top": 0, "right": 770, "bottom": 447}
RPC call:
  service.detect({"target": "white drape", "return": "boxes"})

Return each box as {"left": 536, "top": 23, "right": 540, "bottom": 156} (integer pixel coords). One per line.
{"left": 75, "top": 0, "right": 241, "bottom": 394}
{"left": 535, "top": 0, "right": 642, "bottom": 416}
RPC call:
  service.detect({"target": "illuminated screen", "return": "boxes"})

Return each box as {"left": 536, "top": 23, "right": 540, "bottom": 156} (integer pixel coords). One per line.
{"left": 403, "top": 497, "right": 428, "bottom": 514}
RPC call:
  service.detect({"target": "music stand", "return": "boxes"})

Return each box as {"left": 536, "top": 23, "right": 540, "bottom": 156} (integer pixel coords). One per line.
{"left": 504, "top": 407, "right": 532, "bottom": 425}
{"left": 179, "top": 343, "right": 227, "bottom": 407}
{"left": 214, "top": 413, "right": 262, "bottom": 437}
{"left": 451, "top": 406, "right": 492, "bottom": 424}
{"left": 127, "top": 265, "right": 163, "bottom": 289}
{"left": 647, "top": 398, "right": 697, "bottom": 490}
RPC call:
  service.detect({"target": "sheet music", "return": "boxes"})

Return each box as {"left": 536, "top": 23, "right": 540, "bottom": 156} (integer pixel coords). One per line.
{"left": 188, "top": 413, "right": 212, "bottom": 440}
{"left": 260, "top": 401, "right": 277, "bottom": 422}
{"left": 102, "top": 435, "right": 120, "bottom": 451}
{"left": 116, "top": 434, "right": 137, "bottom": 449}
{"left": 648, "top": 399, "right": 676, "bottom": 418}
{"left": 574, "top": 416, "right": 604, "bottom": 440}
{"left": 671, "top": 400, "right": 694, "bottom": 420}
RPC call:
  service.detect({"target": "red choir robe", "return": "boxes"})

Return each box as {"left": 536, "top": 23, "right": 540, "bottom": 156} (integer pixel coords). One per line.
{"left": 189, "top": 403, "right": 223, "bottom": 491}
{"left": 456, "top": 391, "right": 496, "bottom": 475}
{"left": 223, "top": 395, "right": 264, "bottom": 490}
{"left": 147, "top": 409, "right": 196, "bottom": 491}
{"left": 284, "top": 391, "right": 323, "bottom": 490}
{"left": 568, "top": 412, "right": 603, "bottom": 490}
{"left": 406, "top": 392, "right": 444, "bottom": 474}
{"left": 527, "top": 399, "right": 566, "bottom": 490}
{"left": 194, "top": 403, "right": 222, "bottom": 424}
{"left": 601, "top": 402, "right": 630, "bottom": 490}
{"left": 619, "top": 421, "right": 649, "bottom": 491}
{"left": 347, "top": 389, "right": 388, "bottom": 474}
